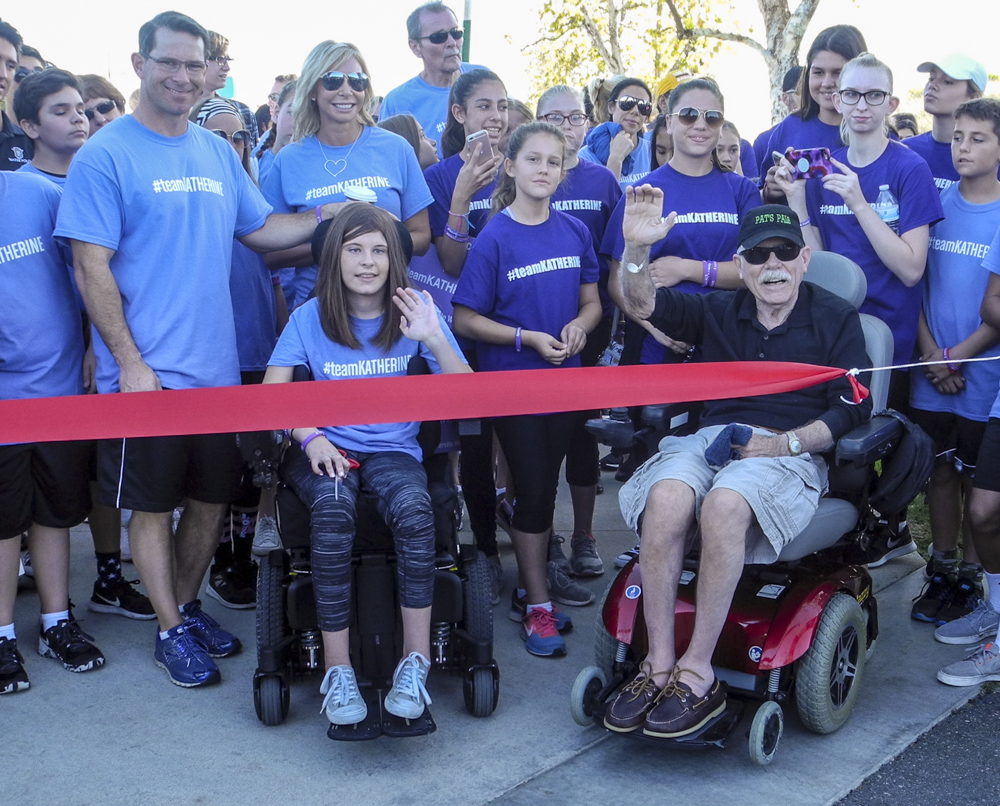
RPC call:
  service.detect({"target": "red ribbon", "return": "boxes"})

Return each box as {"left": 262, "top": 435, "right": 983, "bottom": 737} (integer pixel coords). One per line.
{"left": 0, "top": 362, "right": 868, "bottom": 444}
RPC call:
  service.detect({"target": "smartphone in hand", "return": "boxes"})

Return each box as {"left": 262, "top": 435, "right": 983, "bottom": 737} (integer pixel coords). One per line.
{"left": 465, "top": 129, "right": 494, "bottom": 166}
{"left": 785, "top": 146, "right": 834, "bottom": 180}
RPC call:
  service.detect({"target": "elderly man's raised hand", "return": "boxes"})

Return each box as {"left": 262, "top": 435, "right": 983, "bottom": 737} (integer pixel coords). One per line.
{"left": 622, "top": 185, "right": 677, "bottom": 248}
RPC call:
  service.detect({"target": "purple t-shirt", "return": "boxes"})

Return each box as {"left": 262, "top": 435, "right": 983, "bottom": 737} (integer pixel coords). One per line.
{"left": 453, "top": 209, "right": 600, "bottom": 372}
{"left": 761, "top": 114, "right": 844, "bottom": 184}
{"left": 407, "top": 245, "right": 457, "bottom": 326}
{"left": 424, "top": 152, "right": 497, "bottom": 239}
{"left": 905, "top": 132, "right": 958, "bottom": 192}
{"left": 551, "top": 158, "right": 622, "bottom": 315}
{"left": 805, "top": 140, "right": 944, "bottom": 362}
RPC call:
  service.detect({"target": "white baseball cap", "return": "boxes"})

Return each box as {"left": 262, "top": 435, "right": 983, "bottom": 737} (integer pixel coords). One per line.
{"left": 917, "top": 55, "right": 989, "bottom": 94}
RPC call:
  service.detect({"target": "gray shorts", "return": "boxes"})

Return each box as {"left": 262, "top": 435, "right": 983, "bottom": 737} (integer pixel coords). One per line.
{"left": 618, "top": 424, "right": 828, "bottom": 564}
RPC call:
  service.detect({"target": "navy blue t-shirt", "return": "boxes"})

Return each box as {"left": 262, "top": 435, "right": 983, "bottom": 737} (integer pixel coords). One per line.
{"left": 761, "top": 114, "right": 844, "bottom": 185}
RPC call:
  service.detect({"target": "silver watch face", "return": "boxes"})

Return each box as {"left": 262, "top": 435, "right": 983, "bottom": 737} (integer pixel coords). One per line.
{"left": 626, "top": 262, "right": 643, "bottom": 274}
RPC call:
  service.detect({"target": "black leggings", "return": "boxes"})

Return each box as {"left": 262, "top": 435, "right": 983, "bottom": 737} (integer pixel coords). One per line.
{"left": 493, "top": 411, "right": 593, "bottom": 534}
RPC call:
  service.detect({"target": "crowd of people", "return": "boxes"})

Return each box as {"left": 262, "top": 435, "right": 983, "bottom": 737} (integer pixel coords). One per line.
{"left": 2, "top": 4, "right": 1000, "bottom": 737}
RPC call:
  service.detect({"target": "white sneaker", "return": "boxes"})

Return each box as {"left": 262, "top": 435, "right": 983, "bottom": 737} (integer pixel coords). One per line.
{"left": 384, "top": 652, "right": 432, "bottom": 720}
{"left": 319, "top": 665, "right": 367, "bottom": 726}
{"left": 252, "top": 516, "right": 281, "bottom": 556}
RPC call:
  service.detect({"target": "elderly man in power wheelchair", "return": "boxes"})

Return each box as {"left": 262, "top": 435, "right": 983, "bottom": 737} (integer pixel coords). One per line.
{"left": 604, "top": 191, "right": 873, "bottom": 739}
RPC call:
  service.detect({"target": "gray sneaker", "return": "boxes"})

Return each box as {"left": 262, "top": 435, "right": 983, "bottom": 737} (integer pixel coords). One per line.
{"left": 384, "top": 651, "right": 432, "bottom": 720}
{"left": 320, "top": 664, "right": 367, "bottom": 725}
{"left": 937, "top": 642, "right": 1000, "bottom": 687}
{"left": 548, "top": 533, "right": 570, "bottom": 567}
{"left": 570, "top": 531, "right": 604, "bottom": 577}
{"left": 487, "top": 555, "right": 503, "bottom": 606}
{"left": 252, "top": 516, "right": 281, "bottom": 557}
{"left": 547, "top": 560, "right": 595, "bottom": 607}
{"left": 934, "top": 599, "right": 1000, "bottom": 645}
{"left": 615, "top": 539, "right": 641, "bottom": 569}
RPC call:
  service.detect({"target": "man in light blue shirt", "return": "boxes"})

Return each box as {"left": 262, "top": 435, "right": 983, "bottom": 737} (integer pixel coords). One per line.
{"left": 380, "top": 2, "right": 486, "bottom": 155}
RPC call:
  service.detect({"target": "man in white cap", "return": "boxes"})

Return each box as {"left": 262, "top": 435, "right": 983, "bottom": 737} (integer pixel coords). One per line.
{"left": 907, "top": 54, "right": 989, "bottom": 191}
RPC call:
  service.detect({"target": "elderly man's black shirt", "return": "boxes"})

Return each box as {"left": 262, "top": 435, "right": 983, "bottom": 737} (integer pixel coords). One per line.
{"left": 647, "top": 281, "right": 873, "bottom": 440}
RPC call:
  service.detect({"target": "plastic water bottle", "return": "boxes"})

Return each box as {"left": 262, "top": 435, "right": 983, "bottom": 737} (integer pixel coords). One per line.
{"left": 873, "top": 184, "right": 900, "bottom": 234}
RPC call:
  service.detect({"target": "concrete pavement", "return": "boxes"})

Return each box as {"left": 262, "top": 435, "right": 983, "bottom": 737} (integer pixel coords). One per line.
{"left": 5, "top": 475, "right": 983, "bottom": 806}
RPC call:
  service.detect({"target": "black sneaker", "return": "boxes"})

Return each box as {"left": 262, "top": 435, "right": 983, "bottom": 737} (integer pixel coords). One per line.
{"left": 849, "top": 522, "right": 917, "bottom": 568}
{"left": 205, "top": 561, "right": 257, "bottom": 610}
{"left": 0, "top": 636, "right": 30, "bottom": 693}
{"left": 599, "top": 451, "right": 621, "bottom": 471}
{"left": 89, "top": 578, "right": 157, "bottom": 620}
{"left": 911, "top": 572, "right": 954, "bottom": 623}
{"left": 936, "top": 577, "right": 984, "bottom": 626}
{"left": 38, "top": 619, "right": 105, "bottom": 672}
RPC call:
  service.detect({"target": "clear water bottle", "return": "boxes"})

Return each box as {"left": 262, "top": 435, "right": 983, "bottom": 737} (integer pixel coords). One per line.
{"left": 873, "top": 184, "right": 900, "bottom": 234}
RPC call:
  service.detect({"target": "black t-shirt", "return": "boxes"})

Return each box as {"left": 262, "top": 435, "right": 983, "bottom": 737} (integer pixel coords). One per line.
{"left": 0, "top": 111, "right": 33, "bottom": 171}
{"left": 647, "top": 281, "right": 873, "bottom": 439}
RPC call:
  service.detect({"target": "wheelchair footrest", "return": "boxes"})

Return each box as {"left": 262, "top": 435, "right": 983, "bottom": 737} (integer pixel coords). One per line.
{"left": 326, "top": 688, "right": 437, "bottom": 741}
{"left": 381, "top": 705, "right": 436, "bottom": 738}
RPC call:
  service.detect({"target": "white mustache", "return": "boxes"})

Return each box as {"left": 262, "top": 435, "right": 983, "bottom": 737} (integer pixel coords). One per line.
{"left": 760, "top": 269, "right": 793, "bottom": 283}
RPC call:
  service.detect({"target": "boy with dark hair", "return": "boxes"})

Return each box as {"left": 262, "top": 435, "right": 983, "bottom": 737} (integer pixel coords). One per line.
{"left": 910, "top": 98, "right": 1000, "bottom": 630}
{"left": 0, "top": 18, "right": 33, "bottom": 170}
{"left": 14, "top": 69, "right": 86, "bottom": 181}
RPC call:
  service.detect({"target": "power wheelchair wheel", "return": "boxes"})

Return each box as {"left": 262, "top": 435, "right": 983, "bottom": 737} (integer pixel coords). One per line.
{"left": 747, "top": 700, "right": 783, "bottom": 766}
{"left": 255, "top": 674, "right": 289, "bottom": 727}
{"left": 256, "top": 551, "right": 285, "bottom": 667}
{"left": 795, "top": 592, "right": 868, "bottom": 734}
{"left": 570, "top": 666, "right": 607, "bottom": 727}
{"left": 462, "top": 550, "right": 499, "bottom": 717}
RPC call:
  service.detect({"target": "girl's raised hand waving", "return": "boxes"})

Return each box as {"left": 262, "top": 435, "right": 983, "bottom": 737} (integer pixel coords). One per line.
{"left": 393, "top": 287, "right": 442, "bottom": 342}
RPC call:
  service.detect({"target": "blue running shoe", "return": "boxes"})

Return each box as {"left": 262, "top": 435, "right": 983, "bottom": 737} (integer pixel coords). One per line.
{"left": 154, "top": 625, "right": 220, "bottom": 687}
{"left": 509, "top": 588, "right": 573, "bottom": 632}
{"left": 521, "top": 608, "right": 567, "bottom": 657}
{"left": 180, "top": 599, "right": 242, "bottom": 658}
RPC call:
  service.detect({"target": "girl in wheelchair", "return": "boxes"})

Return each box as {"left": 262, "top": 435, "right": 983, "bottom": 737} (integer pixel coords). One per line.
{"left": 263, "top": 204, "right": 471, "bottom": 727}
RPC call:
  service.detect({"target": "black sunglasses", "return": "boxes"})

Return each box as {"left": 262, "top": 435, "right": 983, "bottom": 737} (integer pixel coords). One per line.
{"left": 418, "top": 27, "right": 464, "bottom": 44}
{"left": 671, "top": 107, "right": 725, "bottom": 128}
{"left": 14, "top": 65, "right": 44, "bottom": 83}
{"left": 741, "top": 243, "right": 802, "bottom": 265}
{"left": 211, "top": 128, "right": 251, "bottom": 147}
{"left": 321, "top": 71, "right": 370, "bottom": 92}
{"left": 616, "top": 96, "right": 652, "bottom": 117}
{"left": 84, "top": 100, "right": 117, "bottom": 120}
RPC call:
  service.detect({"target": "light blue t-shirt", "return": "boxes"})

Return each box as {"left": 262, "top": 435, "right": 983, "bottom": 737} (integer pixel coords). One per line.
{"left": 260, "top": 128, "right": 433, "bottom": 307}
{"left": 579, "top": 137, "right": 652, "bottom": 191}
{"left": 0, "top": 171, "right": 84, "bottom": 401}
{"left": 19, "top": 162, "right": 67, "bottom": 186}
{"left": 268, "top": 298, "right": 466, "bottom": 460}
{"left": 230, "top": 240, "right": 277, "bottom": 373}
{"left": 54, "top": 115, "right": 272, "bottom": 393}
{"left": 380, "top": 64, "right": 487, "bottom": 156}
{"left": 910, "top": 185, "right": 1000, "bottom": 421}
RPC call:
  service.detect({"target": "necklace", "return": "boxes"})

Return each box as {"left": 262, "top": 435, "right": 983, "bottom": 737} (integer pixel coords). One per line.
{"left": 318, "top": 126, "right": 364, "bottom": 178}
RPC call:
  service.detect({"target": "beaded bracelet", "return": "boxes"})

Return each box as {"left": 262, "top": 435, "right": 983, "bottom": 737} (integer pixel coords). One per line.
{"left": 445, "top": 224, "right": 471, "bottom": 243}
{"left": 701, "top": 259, "right": 718, "bottom": 288}
{"left": 943, "top": 347, "right": 959, "bottom": 374}
{"left": 300, "top": 432, "right": 322, "bottom": 450}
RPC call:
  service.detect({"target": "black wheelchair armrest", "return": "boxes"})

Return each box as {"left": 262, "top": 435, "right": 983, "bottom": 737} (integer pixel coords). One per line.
{"left": 236, "top": 430, "right": 287, "bottom": 488}
{"left": 834, "top": 415, "right": 903, "bottom": 468}
{"left": 640, "top": 402, "right": 698, "bottom": 432}
{"left": 585, "top": 408, "right": 635, "bottom": 450}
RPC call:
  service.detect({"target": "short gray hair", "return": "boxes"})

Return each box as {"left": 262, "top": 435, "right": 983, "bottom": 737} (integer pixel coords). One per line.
{"left": 406, "top": 2, "right": 455, "bottom": 41}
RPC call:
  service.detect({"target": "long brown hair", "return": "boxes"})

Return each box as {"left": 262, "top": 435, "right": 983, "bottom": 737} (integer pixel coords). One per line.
{"left": 315, "top": 205, "right": 410, "bottom": 351}
{"left": 490, "top": 121, "right": 566, "bottom": 217}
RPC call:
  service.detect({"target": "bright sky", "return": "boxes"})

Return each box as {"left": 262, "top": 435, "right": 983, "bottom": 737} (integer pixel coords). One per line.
{"left": 9, "top": 0, "right": 999, "bottom": 141}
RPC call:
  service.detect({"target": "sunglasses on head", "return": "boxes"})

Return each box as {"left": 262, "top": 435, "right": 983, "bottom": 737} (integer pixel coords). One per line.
{"left": 741, "top": 242, "right": 802, "bottom": 265}
{"left": 14, "top": 65, "right": 44, "bottom": 83}
{"left": 211, "top": 128, "right": 251, "bottom": 147}
{"left": 616, "top": 96, "right": 652, "bottom": 117}
{"left": 84, "top": 100, "right": 117, "bottom": 120}
{"left": 671, "top": 107, "right": 725, "bottom": 128}
{"left": 419, "top": 27, "right": 464, "bottom": 44}
{"left": 321, "top": 71, "right": 370, "bottom": 92}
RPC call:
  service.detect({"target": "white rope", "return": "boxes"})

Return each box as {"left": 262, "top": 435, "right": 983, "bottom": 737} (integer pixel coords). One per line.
{"left": 847, "top": 353, "right": 1000, "bottom": 377}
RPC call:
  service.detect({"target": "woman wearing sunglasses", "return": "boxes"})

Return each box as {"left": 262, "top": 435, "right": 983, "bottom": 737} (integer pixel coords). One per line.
{"left": 579, "top": 78, "right": 653, "bottom": 189}
{"left": 260, "top": 41, "right": 433, "bottom": 310}
{"left": 191, "top": 97, "right": 282, "bottom": 608}
{"left": 77, "top": 75, "right": 125, "bottom": 137}
{"left": 603, "top": 78, "right": 760, "bottom": 372}
{"left": 761, "top": 25, "right": 867, "bottom": 201}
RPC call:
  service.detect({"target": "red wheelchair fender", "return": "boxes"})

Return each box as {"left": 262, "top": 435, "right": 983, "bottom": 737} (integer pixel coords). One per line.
{"left": 602, "top": 560, "right": 644, "bottom": 644}
{"left": 758, "top": 581, "right": 841, "bottom": 670}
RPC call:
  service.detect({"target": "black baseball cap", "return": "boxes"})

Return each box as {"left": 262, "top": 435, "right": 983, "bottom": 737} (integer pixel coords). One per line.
{"left": 738, "top": 205, "right": 805, "bottom": 249}
{"left": 782, "top": 66, "right": 803, "bottom": 93}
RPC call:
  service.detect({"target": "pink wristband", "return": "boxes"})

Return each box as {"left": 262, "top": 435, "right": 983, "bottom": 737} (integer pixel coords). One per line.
{"left": 300, "top": 431, "right": 322, "bottom": 450}
{"left": 943, "top": 347, "right": 959, "bottom": 374}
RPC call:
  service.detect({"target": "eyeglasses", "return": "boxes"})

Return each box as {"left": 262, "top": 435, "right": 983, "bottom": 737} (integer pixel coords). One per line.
{"left": 211, "top": 128, "right": 251, "bottom": 147}
{"left": 267, "top": 93, "right": 280, "bottom": 104}
{"left": 13, "top": 65, "right": 44, "bottom": 83}
{"left": 84, "top": 100, "right": 117, "bottom": 120}
{"left": 321, "top": 71, "right": 370, "bottom": 92}
{"left": 208, "top": 55, "right": 233, "bottom": 66}
{"left": 540, "top": 112, "right": 588, "bottom": 127}
{"left": 417, "top": 27, "right": 464, "bottom": 44}
{"left": 740, "top": 242, "right": 802, "bottom": 265}
{"left": 670, "top": 107, "right": 725, "bottom": 128}
{"left": 616, "top": 96, "right": 652, "bottom": 117}
{"left": 837, "top": 89, "right": 888, "bottom": 106}
{"left": 141, "top": 55, "right": 207, "bottom": 75}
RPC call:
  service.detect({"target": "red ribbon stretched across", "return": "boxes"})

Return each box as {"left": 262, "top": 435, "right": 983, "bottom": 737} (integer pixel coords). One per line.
{"left": 0, "top": 362, "right": 868, "bottom": 445}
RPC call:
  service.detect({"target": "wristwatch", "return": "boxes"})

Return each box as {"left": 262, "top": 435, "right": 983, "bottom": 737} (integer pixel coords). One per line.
{"left": 785, "top": 431, "right": 802, "bottom": 456}
{"left": 626, "top": 261, "right": 644, "bottom": 274}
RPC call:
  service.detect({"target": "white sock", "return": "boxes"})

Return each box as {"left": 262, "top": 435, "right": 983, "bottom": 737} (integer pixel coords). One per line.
{"left": 526, "top": 602, "right": 553, "bottom": 613}
{"left": 40, "top": 610, "right": 69, "bottom": 632}
{"left": 986, "top": 572, "right": 1000, "bottom": 613}
{"left": 0, "top": 623, "right": 15, "bottom": 641}
{"left": 159, "top": 629, "right": 172, "bottom": 640}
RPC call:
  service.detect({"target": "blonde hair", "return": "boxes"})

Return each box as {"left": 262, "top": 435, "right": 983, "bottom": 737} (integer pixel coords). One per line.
{"left": 586, "top": 75, "right": 626, "bottom": 125}
{"left": 293, "top": 41, "right": 374, "bottom": 141}
{"left": 838, "top": 52, "right": 893, "bottom": 145}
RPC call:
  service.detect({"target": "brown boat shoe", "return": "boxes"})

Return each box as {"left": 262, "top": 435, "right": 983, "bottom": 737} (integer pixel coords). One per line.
{"left": 642, "top": 670, "right": 727, "bottom": 738}
{"left": 604, "top": 663, "right": 672, "bottom": 733}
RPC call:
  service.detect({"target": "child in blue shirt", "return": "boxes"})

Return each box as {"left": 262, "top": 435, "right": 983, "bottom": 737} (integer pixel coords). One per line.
{"left": 265, "top": 204, "right": 469, "bottom": 728}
